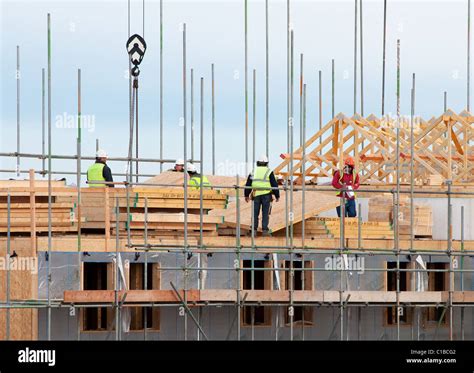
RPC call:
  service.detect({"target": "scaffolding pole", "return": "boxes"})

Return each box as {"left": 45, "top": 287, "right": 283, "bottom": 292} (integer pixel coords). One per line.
{"left": 76, "top": 68, "right": 82, "bottom": 341}
{"left": 42, "top": 68, "right": 46, "bottom": 176}
{"left": 382, "top": 0, "right": 387, "bottom": 115}
{"left": 46, "top": 12, "right": 52, "bottom": 341}
{"left": 332, "top": 59, "right": 335, "bottom": 118}
{"left": 244, "top": 0, "right": 249, "bottom": 174}
{"left": 191, "top": 68, "right": 195, "bottom": 162}
{"left": 359, "top": 0, "right": 364, "bottom": 116}
{"left": 6, "top": 194, "right": 11, "bottom": 340}
{"left": 212, "top": 63, "right": 216, "bottom": 175}
{"left": 353, "top": 0, "right": 358, "bottom": 114}
{"left": 265, "top": 0, "right": 269, "bottom": 158}
{"left": 182, "top": 21, "right": 189, "bottom": 341}
{"left": 16, "top": 46, "right": 20, "bottom": 177}
{"left": 159, "top": 0, "right": 164, "bottom": 173}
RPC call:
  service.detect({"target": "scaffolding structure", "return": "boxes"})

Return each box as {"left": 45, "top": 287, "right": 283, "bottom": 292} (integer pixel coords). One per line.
{"left": 1, "top": 0, "right": 474, "bottom": 342}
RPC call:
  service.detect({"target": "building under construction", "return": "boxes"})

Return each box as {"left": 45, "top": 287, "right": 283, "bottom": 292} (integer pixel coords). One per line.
{"left": 1, "top": 0, "right": 474, "bottom": 342}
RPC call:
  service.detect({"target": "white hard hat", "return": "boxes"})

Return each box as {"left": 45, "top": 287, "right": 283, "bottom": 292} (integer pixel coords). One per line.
{"left": 96, "top": 149, "right": 108, "bottom": 158}
{"left": 175, "top": 158, "right": 185, "bottom": 166}
{"left": 258, "top": 154, "right": 269, "bottom": 163}
{"left": 186, "top": 163, "right": 197, "bottom": 173}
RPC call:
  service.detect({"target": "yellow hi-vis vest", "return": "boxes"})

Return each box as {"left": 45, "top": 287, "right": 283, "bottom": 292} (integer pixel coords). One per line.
{"left": 336, "top": 170, "right": 357, "bottom": 198}
{"left": 189, "top": 174, "right": 211, "bottom": 190}
{"left": 87, "top": 163, "right": 106, "bottom": 187}
{"left": 251, "top": 166, "right": 272, "bottom": 197}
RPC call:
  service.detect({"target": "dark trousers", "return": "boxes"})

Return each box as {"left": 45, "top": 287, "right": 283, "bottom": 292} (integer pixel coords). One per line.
{"left": 336, "top": 198, "right": 357, "bottom": 217}
{"left": 253, "top": 193, "right": 272, "bottom": 231}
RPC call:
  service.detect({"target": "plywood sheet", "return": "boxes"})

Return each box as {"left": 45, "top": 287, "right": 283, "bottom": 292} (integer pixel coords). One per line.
{"left": 210, "top": 191, "right": 340, "bottom": 233}
{"left": 0, "top": 238, "right": 38, "bottom": 340}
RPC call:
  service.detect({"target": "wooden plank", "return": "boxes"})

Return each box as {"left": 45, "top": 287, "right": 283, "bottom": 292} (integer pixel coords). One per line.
{"left": 18, "top": 234, "right": 474, "bottom": 253}
{"left": 0, "top": 226, "right": 78, "bottom": 233}
{"left": 201, "top": 236, "right": 474, "bottom": 252}
{"left": 128, "top": 213, "right": 224, "bottom": 224}
{"left": 200, "top": 289, "right": 237, "bottom": 302}
{"left": 33, "top": 236, "right": 200, "bottom": 252}
{"left": 452, "top": 291, "right": 474, "bottom": 303}
{"left": 63, "top": 289, "right": 474, "bottom": 304}
{"left": 0, "top": 179, "right": 66, "bottom": 188}
{"left": 126, "top": 222, "right": 217, "bottom": 230}
{"left": 0, "top": 203, "right": 75, "bottom": 209}
{"left": 118, "top": 201, "right": 226, "bottom": 209}
{"left": 131, "top": 188, "right": 227, "bottom": 200}
{"left": 0, "top": 186, "right": 227, "bottom": 199}
{"left": 63, "top": 289, "right": 200, "bottom": 303}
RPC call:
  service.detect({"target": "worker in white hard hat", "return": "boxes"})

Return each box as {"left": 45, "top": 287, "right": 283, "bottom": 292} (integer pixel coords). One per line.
{"left": 276, "top": 174, "right": 285, "bottom": 186}
{"left": 186, "top": 163, "right": 211, "bottom": 190}
{"left": 87, "top": 149, "right": 114, "bottom": 187}
{"left": 170, "top": 158, "right": 185, "bottom": 172}
{"left": 244, "top": 154, "right": 280, "bottom": 236}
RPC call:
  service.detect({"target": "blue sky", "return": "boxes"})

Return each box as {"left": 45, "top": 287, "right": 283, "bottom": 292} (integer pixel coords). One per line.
{"left": 0, "top": 0, "right": 471, "bottom": 183}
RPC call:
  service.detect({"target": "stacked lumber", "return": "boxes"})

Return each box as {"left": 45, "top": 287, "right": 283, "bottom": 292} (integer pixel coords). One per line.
{"left": 116, "top": 188, "right": 227, "bottom": 237}
{"left": 368, "top": 194, "right": 433, "bottom": 238}
{"left": 276, "top": 217, "right": 394, "bottom": 239}
{"left": 118, "top": 188, "right": 228, "bottom": 210}
{"left": 122, "top": 212, "right": 224, "bottom": 237}
{"left": 398, "top": 205, "right": 433, "bottom": 238}
{"left": 427, "top": 174, "right": 444, "bottom": 186}
{"left": 217, "top": 223, "right": 251, "bottom": 236}
{"left": 55, "top": 187, "right": 228, "bottom": 236}
{"left": 318, "top": 217, "right": 394, "bottom": 239}
{"left": 60, "top": 187, "right": 227, "bottom": 237}
{"left": 368, "top": 194, "right": 413, "bottom": 221}
{"left": 0, "top": 179, "right": 67, "bottom": 188}
{"left": 0, "top": 185, "right": 80, "bottom": 234}
{"left": 277, "top": 218, "right": 332, "bottom": 238}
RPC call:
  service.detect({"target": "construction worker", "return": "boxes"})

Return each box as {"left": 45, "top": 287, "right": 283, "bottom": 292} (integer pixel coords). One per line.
{"left": 245, "top": 155, "right": 280, "bottom": 236}
{"left": 332, "top": 156, "right": 360, "bottom": 217}
{"left": 170, "top": 158, "right": 185, "bottom": 172}
{"left": 87, "top": 149, "right": 114, "bottom": 187}
{"left": 276, "top": 174, "right": 285, "bottom": 186}
{"left": 186, "top": 163, "right": 211, "bottom": 190}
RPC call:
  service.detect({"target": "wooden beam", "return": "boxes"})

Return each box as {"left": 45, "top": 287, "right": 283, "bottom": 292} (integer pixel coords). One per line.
{"left": 64, "top": 289, "right": 200, "bottom": 303}
{"left": 63, "top": 289, "right": 474, "bottom": 304}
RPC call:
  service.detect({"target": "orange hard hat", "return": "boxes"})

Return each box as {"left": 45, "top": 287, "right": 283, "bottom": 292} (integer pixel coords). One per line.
{"left": 344, "top": 157, "right": 355, "bottom": 167}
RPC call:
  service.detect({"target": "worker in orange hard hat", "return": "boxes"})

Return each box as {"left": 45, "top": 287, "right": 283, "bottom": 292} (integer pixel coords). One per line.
{"left": 332, "top": 156, "right": 360, "bottom": 217}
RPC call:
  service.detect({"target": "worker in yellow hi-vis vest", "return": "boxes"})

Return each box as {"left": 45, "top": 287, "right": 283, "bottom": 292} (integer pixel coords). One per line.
{"left": 244, "top": 155, "right": 280, "bottom": 236}
{"left": 186, "top": 163, "right": 211, "bottom": 190}
{"left": 87, "top": 149, "right": 114, "bottom": 187}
